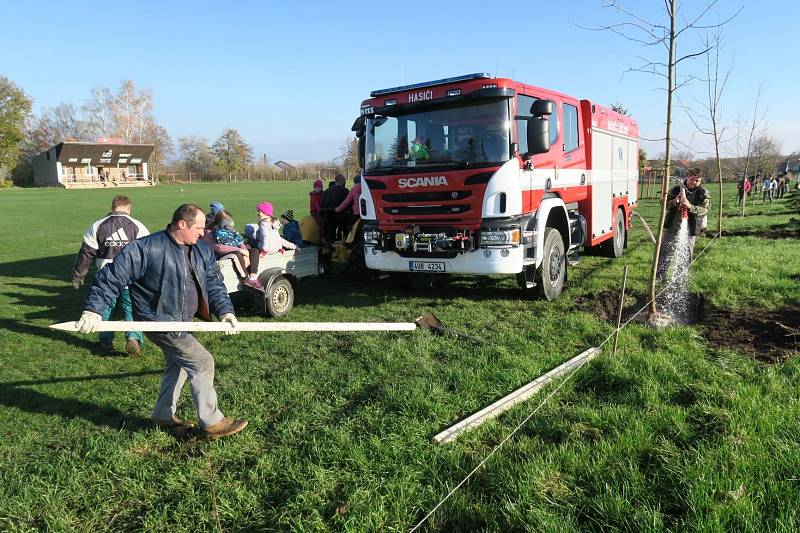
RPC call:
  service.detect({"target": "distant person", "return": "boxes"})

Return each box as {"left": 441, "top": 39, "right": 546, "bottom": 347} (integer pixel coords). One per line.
{"left": 657, "top": 168, "right": 710, "bottom": 283}
{"left": 335, "top": 175, "right": 363, "bottom": 236}
{"left": 762, "top": 176, "right": 773, "bottom": 204}
{"left": 76, "top": 203, "right": 247, "bottom": 439}
{"left": 770, "top": 175, "right": 778, "bottom": 201}
{"left": 320, "top": 174, "right": 349, "bottom": 242}
{"left": 736, "top": 177, "right": 751, "bottom": 206}
{"left": 309, "top": 179, "right": 324, "bottom": 227}
{"left": 279, "top": 210, "right": 304, "bottom": 248}
{"left": 71, "top": 195, "right": 149, "bottom": 356}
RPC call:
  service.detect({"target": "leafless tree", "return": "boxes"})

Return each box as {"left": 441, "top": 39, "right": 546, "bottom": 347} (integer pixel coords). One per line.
{"left": 750, "top": 132, "right": 782, "bottom": 180}
{"left": 336, "top": 136, "right": 360, "bottom": 179}
{"left": 591, "top": 0, "right": 740, "bottom": 316}
{"left": 178, "top": 135, "right": 215, "bottom": 176}
{"left": 680, "top": 29, "right": 733, "bottom": 235}
{"left": 82, "top": 80, "right": 154, "bottom": 143}
{"left": 734, "top": 83, "right": 764, "bottom": 215}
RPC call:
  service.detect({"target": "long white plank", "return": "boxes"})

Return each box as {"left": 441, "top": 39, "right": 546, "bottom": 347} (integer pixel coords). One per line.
{"left": 433, "top": 347, "right": 601, "bottom": 444}
{"left": 50, "top": 321, "right": 417, "bottom": 333}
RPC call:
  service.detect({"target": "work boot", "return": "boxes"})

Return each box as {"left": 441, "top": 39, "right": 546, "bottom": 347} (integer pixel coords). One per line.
{"left": 153, "top": 416, "right": 196, "bottom": 429}
{"left": 98, "top": 341, "right": 114, "bottom": 355}
{"left": 125, "top": 339, "right": 142, "bottom": 358}
{"left": 203, "top": 418, "right": 248, "bottom": 440}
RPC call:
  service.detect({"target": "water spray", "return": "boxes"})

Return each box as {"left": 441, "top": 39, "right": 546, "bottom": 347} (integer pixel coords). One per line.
{"left": 679, "top": 184, "right": 689, "bottom": 220}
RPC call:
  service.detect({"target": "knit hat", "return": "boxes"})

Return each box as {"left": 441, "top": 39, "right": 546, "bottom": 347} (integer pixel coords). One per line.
{"left": 256, "top": 201, "right": 273, "bottom": 217}
{"left": 280, "top": 210, "right": 294, "bottom": 223}
{"left": 313, "top": 179, "right": 323, "bottom": 189}
{"left": 209, "top": 201, "right": 225, "bottom": 214}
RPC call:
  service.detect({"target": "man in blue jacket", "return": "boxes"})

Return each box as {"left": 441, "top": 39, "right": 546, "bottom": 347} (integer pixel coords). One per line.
{"left": 76, "top": 203, "right": 247, "bottom": 439}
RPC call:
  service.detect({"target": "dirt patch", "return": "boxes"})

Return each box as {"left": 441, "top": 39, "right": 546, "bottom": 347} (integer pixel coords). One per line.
{"left": 576, "top": 292, "right": 800, "bottom": 362}
{"left": 723, "top": 228, "right": 800, "bottom": 239}
{"left": 575, "top": 290, "right": 705, "bottom": 325}
{"left": 703, "top": 306, "right": 800, "bottom": 363}
{"left": 724, "top": 218, "right": 800, "bottom": 239}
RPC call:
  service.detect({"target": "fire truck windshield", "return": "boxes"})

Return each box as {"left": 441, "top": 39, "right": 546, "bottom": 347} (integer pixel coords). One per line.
{"left": 364, "top": 99, "right": 510, "bottom": 173}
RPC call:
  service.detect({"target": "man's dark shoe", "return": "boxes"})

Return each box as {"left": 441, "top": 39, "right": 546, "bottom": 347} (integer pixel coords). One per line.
{"left": 125, "top": 339, "right": 142, "bottom": 358}
{"left": 203, "top": 418, "right": 248, "bottom": 439}
{"left": 98, "top": 341, "right": 115, "bottom": 355}
{"left": 153, "top": 416, "right": 195, "bottom": 429}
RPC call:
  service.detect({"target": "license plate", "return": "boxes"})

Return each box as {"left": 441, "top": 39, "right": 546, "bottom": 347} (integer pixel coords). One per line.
{"left": 408, "top": 261, "right": 446, "bottom": 273}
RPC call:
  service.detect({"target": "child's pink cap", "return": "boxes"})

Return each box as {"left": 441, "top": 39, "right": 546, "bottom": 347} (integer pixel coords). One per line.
{"left": 313, "top": 179, "right": 323, "bottom": 189}
{"left": 256, "top": 202, "right": 273, "bottom": 216}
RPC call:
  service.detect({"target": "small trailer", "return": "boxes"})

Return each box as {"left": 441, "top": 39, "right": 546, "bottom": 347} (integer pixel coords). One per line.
{"left": 217, "top": 246, "right": 321, "bottom": 317}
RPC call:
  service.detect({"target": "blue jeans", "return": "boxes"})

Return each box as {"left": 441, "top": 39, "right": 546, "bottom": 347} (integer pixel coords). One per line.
{"left": 99, "top": 288, "right": 143, "bottom": 345}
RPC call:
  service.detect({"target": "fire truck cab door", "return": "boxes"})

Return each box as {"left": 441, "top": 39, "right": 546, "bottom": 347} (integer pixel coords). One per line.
{"left": 517, "top": 94, "right": 558, "bottom": 210}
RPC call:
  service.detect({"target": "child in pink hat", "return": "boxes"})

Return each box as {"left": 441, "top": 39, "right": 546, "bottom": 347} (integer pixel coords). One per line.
{"left": 243, "top": 201, "right": 297, "bottom": 290}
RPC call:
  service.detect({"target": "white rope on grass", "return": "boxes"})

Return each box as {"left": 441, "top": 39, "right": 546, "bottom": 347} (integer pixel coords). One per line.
{"left": 409, "top": 227, "right": 724, "bottom": 532}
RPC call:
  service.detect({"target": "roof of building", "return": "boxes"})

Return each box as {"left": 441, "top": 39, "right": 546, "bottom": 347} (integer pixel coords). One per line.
{"left": 42, "top": 142, "right": 155, "bottom": 166}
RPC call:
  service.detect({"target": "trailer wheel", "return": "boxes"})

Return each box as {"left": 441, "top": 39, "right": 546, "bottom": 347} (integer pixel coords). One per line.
{"left": 265, "top": 277, "right": 294, "bottom": 317}
{"left": 535, "top": 227, "right": 566, "bottom": 300}
{"left": 602, "top": 208, "right": 626, "bottom": 258}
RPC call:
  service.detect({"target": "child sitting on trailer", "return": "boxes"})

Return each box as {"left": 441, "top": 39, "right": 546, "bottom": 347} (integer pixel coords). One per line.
{"left": 211, "top": 210, "right": 250, "bottom": 275}
{"left": 279, "top": 210, "right": 304, "bottom": 248}
{"left": 241, "top": 202, "right": 297, "bottom": 290}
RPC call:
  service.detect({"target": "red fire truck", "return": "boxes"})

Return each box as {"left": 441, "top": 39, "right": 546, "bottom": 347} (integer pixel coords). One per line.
{"left": 352, "top": 73, "right": 639, "bottom": 299}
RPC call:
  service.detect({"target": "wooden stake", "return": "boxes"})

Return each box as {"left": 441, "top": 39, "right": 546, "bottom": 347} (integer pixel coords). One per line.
{"left": 433, "top": 347, "right": 601, "bottom": 444}
{"left": 613, "top": 265, "right": 629, "bottom": 356}
{"left": 51, "top": 321, "right": 417, "bottom": 333}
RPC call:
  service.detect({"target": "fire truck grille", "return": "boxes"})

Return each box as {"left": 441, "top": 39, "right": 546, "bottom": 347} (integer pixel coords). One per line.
{"left": 381, "top": 191, "right": 471, "bottom": 203}
{"left": 384, "top": 205, "right": 471, "bottom": 215}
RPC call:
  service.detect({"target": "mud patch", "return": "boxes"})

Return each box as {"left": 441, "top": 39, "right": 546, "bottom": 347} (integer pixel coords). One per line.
{"left": 703, "top": 306, "right": 800, "bottom": 363}
{"left": 574, "top": 291, "right": 706, "bottom": 325}
{"left": 723, "top": 218, "right": 800, "bottom": 239}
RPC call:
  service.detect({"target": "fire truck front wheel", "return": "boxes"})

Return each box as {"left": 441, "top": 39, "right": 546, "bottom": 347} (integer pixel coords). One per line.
{"left": 535, "top": 227, "right": 566, "bottom": 301}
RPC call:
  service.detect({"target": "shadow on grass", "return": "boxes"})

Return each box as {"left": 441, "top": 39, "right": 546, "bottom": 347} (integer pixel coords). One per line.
{"left": 2, "top": 284, "right": 85, "bottom": 322}
{"left": 0, "top": 318, "right": 99, "bottom": 351}
{"left": 0, "top": 370, "right": 167, "bottom": 433}
{"left": 0, "top": 387, "right": 153, "bottom": 432}
{"left": 0, "top": 253, "right": 75, "bottom": 280}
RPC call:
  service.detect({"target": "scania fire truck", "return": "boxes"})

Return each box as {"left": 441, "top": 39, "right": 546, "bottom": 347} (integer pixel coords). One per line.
{"left": 352, "top": 73, "right": 639, "bottom": 299}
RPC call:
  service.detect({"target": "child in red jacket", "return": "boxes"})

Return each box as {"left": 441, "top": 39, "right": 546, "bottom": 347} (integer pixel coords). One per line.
{"left": 309, "top": 179, "right": 323, "bottom": 226}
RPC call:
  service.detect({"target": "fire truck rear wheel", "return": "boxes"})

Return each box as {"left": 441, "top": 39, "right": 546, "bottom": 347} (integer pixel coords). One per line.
{"left": 602, "top": 208, "right": 626, "bottom": 258}
{"left": 535, "top": 227, "right": 566, "bottom": 300}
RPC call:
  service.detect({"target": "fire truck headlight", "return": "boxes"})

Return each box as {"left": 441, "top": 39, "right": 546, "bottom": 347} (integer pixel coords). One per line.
{"left": 363, "top": 229, "right": 382, "bottom": 244}
{"left": 479, "top": 229, "right": 520, "bottom": 247}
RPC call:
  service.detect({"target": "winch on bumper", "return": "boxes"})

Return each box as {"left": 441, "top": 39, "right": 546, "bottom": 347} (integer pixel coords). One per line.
{"left": 361, "top": 221, "right": 534, "bottom": 274}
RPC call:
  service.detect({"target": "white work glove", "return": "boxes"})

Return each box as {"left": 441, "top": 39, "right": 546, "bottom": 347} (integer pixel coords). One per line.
{"left": 220, "top": 313, "right": 240, "bottom": 335}
{"left": 76, "top": 310, "right": 103, "bottom": 333}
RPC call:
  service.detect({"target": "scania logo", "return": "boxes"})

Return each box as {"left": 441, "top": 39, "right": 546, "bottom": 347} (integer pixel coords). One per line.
{"left": 398, "top": 176, "right": 448, "bottom": 188}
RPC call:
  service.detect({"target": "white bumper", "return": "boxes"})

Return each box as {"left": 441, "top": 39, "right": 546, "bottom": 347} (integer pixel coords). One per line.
{"left": 364, "top": 245, "right": 524, "bottom": 274}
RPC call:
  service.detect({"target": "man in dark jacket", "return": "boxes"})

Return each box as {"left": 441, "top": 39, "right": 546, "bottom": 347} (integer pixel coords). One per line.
{"left": 319, "top": 173, "right": 349, "bottom": 242}
{"left": 657, "top": 168, "right": 710, "bottom": 282}
{"left": 76, "top": 204, "right": 247, "bottom": 439}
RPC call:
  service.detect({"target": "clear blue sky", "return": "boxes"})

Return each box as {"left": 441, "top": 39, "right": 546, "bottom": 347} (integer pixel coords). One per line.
{"left": 3, "top": 0, "right": 798, "bottom": 162}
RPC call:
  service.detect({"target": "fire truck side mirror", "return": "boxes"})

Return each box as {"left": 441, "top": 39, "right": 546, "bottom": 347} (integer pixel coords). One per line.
{"left": 525, "top": 99, "right": 553, "bottom": 157}
{"left": 352, "top": 116, "right": 366, "bottom": 169}
{"left": 530, "top": 99, "right": 554, "bottom": 116}
{"left": 357, "top": 135, "right": 366, "bottom": 169}
{"left": 527, "top": 116, "right": 550, "bottom": 156}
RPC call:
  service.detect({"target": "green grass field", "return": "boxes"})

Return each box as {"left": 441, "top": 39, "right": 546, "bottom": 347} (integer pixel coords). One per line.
{"left": 1, "top": 182, "right": 798, "bottom": 531}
